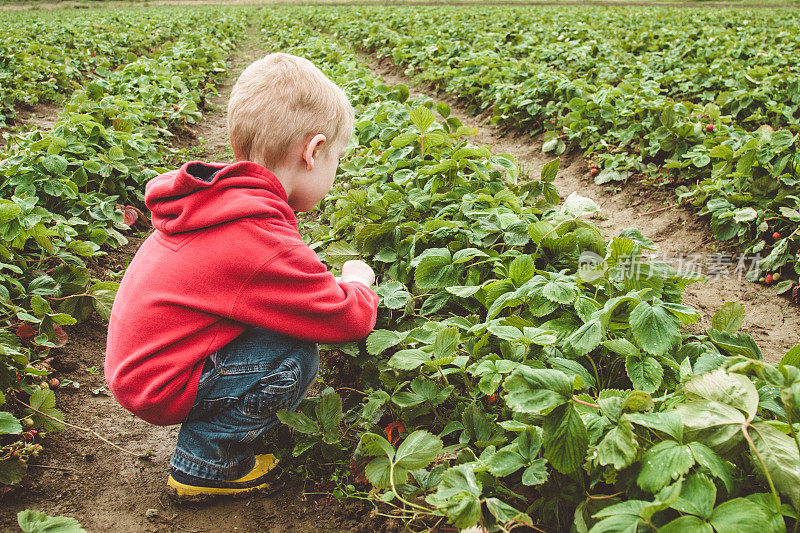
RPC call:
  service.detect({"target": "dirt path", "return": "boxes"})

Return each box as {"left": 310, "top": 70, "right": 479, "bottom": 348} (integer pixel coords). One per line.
{"left": 13, "top": 103, "right": 62, "bottom": 131}
{"left": 0, "top": 103, "right": 63, "bottom": 150}
{"left": 367, "top": 58, "right": 800, "bottom": 363}
{"left": 0, "top": 25, "right": 382, "bottom": 533}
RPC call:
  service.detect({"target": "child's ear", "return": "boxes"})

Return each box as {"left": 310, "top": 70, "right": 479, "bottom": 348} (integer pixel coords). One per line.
{"left": 232, "top": 145, "right": 247, "bottom": 162}
{"left": 302, "top": 134, "right": 327, "bottom": 171}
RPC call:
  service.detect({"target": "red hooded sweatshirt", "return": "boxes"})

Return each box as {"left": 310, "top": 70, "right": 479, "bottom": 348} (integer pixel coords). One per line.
{"left": 105, "top": 161, "right": 378, "bottom": 426}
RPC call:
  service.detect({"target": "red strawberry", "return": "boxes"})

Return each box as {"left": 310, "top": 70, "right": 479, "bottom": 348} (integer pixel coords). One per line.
{"left": 765, "top": 274, "right": 774, "bottom": 285}
{"left": 773, "top": 231, "right": 781, "bottom": 240}
{"left": 705, "top": 124, "right": 714, "bottom": 132}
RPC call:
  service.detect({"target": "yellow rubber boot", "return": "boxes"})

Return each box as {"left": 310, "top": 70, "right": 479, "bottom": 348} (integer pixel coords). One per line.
{"left": 167, "top": 454, "right": 279, "bottom": 500}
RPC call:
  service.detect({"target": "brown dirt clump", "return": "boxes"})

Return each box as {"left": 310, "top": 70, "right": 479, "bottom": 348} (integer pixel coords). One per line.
{"left": 367, "top": 57, "right": 800, "bottom": 363}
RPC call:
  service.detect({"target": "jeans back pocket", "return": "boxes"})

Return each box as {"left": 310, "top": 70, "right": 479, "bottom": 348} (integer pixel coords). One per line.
{"left": 240, "top": 360, "right": 301, "bottom": 418}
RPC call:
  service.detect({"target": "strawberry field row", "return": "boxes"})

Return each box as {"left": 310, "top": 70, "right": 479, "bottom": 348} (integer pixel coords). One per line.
{"left": 0, "top": 8, "right": 221, "bottom": 127}
{"left": 0, "top": 7, "right": 249, "bottom": 488}
{"left": 299, "top": 5, "right": 800, "bottom": 301}
{"left": 259, "top": 10, "right": 800, "bottom": 532}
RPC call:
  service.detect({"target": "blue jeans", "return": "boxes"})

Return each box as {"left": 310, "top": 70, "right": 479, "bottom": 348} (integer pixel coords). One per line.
{"left": 170, "top": 328, "right": 319, "bottom": 481}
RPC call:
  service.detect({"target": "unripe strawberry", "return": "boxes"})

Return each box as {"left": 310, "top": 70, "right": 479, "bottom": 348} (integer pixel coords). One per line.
{"left": 765, "top": 274, "right": 773, "bottom": 284}
{"left": 773, "top": 272, "right": 781, "bottom": 281}
{"left": 21, "top": 418, "right": 33, "bottom": 428}
{"left": 705, "top": 124, "right": 714, "bottom": 132}
{"left": 773, "top": 231, "right": 781, "bottom": 240}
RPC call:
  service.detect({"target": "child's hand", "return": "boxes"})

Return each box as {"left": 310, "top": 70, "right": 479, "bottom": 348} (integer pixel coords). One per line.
{"left": 340, "top": 260, "right": 375, "bottom": 286}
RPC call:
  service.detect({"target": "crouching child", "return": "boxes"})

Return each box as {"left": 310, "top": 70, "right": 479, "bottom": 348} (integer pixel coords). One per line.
{"left": 105, "top": 53, "right": 378, "bottom": 499}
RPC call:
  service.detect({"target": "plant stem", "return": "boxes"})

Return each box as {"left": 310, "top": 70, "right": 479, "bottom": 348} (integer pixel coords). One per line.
{"left": 45, "top": 292, "right": 90, "bottom": 301}
{"left": 572, "top": 396, "right": 600, "bottom": 410}
{"left": 335, "top": 386, "right": 367, "bottom": 396}
{"left": 781, "top": 407, "right": 800, "bottom": 533}
{"left": 742, "top": 424, "right": 782, "bottom": 511}
{"left": 585, "top": 354, "right": 601, "bottom": 394}
{"left": 15, "top": 397, "right": 148, "bottom": 458}
{"left": 638, "top": 201, "right": 681, "bottom": 216}
{"left": 388, "top": 460, "right": 431, "bottom": 514}
{"left": 587, "top": 491, "right": 624, "bottom": 500}
{"left": 436, "top": 364, "right": 450, "bottom": 386}
{"left": 687, "top": 237, "right": 713, "bottom": 255}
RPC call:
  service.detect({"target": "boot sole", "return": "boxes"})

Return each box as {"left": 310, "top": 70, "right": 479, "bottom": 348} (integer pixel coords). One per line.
{"left": 166, "top": 477, "right": 275, "bottom": 502}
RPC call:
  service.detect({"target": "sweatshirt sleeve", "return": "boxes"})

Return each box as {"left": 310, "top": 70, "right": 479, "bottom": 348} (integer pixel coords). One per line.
{"left": 228, "top": 243, "right": 379, "bottom": 343}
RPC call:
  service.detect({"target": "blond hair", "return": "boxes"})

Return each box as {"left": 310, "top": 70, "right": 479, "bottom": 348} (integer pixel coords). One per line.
{"left": 227, "top": 53, "right": 354, "bottom": 168}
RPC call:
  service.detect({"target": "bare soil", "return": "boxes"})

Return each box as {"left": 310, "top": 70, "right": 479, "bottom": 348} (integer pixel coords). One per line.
{"left": 0, "top": 103, "right": 63, "bottom": 150}
{"left": 14, "top": 103, "right": 63, "bottom": 131}
{"left": 368, "top": 58, "right": 800, "bottom": 363}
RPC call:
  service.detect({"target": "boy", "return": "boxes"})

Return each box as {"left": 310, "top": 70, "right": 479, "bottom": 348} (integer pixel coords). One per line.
{"left": 105, "top": 53, "right": 379, "bottom": 499}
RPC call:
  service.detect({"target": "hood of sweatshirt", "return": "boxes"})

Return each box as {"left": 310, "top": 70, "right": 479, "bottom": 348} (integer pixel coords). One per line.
{"left": 145, "top": 161, "right": 296, "bottom": 235}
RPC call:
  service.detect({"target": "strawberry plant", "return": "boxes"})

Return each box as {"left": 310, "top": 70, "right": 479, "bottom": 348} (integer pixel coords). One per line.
{"left": 0, "top": 9, "right": 222, "bottom": 126}
{"left": 299, "top": 5, "right": 800, "bottom": 297}
{"left": 259, "top": 13, "right": 800, "bottom": 531}
{"left": 0, "top": 7, "right": 249, "bottom": 487}
{"left": 277, "top": 388, "right": 346, "bottom": 460}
